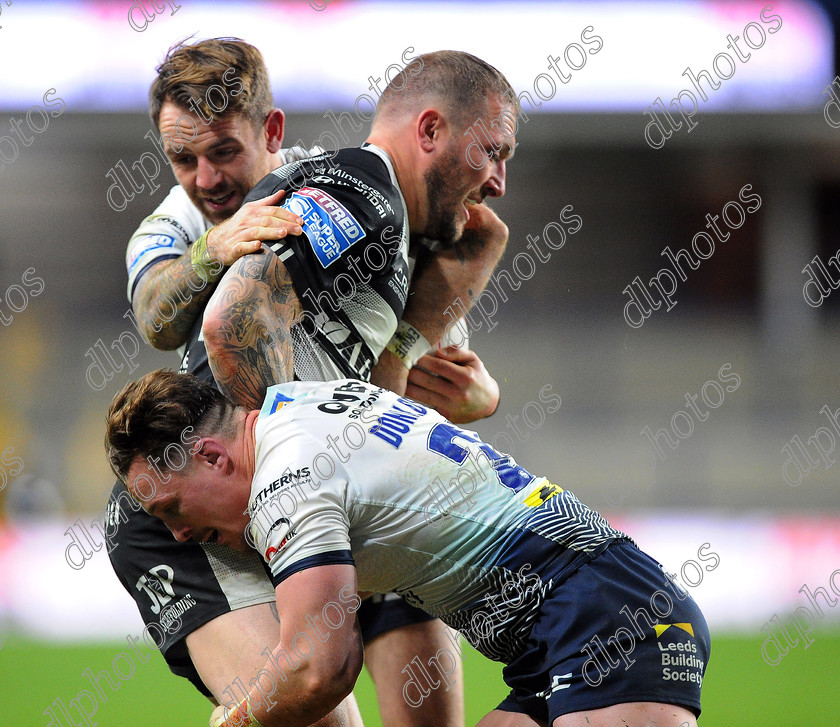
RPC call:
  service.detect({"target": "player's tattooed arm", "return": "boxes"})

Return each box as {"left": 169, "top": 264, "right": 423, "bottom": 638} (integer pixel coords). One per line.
{"left": 132, "top": 254, "right": 220, "bottom": 350}
{"left": 202, "top": 246, "right": 302, "bottom": 409}
{"left": 132, "top": 191, "right": 304, "bottom": 351}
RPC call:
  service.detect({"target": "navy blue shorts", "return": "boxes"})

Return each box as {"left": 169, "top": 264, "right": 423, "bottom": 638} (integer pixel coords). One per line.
{"left": 359, "top": 592, "right": 436, "bottom": 643}
{"left": 497, "top": 540, "right": 710, "bottom": 722}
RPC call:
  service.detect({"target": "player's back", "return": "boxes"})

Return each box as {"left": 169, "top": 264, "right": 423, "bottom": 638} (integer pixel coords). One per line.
{"left": 250, "top": 379, "right": 630, "bottom": 663}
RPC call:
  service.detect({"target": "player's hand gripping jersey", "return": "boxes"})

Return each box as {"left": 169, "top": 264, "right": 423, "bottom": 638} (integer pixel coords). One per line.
{"left": 246, "top": 144, "right": 410, "bottom": 381}
{"left": 126, "top": 146, "right": 315, "bottom": 305}
{"left": 249, "top": 379, "right": 630, "bottom": 664}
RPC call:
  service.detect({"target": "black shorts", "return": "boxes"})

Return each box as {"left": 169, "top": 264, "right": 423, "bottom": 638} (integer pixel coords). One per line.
{"left": 358, "top": 592, "right": 436, "bottom": 642}
{"left": 497, "top": 541, "right": 710, "bottom": 722}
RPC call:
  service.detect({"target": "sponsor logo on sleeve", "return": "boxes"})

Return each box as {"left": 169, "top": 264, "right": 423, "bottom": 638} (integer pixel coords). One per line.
{"left": 252, "top": 467, "right": 313, "bottom": 507}
{"left": 134, "top": 564, "right": 197, "bottom": 631}
{"left": 284, "top": 187, "right": 366, "bottom": 268}
{"left": 268, "top": 391, "right": 295, "bottom": 415}
{"left": 523, "top": 482, "right": 564, "bottom": 508}
{"left": 264, "top": 528, "right": 297, "bottom": 562}
{"left": 127, "top": 234, "right": 176, "bottom": 274}
{"left": 657, "top": 626, "right": 704, "bottom": 685}
{"left": 135, "top": 564, "right": 176, "bottom": 615}
{"left": 160, "top": 593, "right": 197, "bottom": 632}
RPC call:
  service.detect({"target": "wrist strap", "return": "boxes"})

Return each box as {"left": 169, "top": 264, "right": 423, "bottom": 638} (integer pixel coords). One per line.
{"left": 219, "top": 700, "right": 266, "bottom": 727}
{"left": 386, "top": 321, "right": 431, "bottom": 369}
{"left": 190, "top": 231, "right": 224, "bottom": 283}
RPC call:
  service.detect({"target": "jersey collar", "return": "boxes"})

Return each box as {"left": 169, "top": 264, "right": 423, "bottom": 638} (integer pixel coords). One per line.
{"left": 361, "top": 143, "right": 409, "bottom": 236}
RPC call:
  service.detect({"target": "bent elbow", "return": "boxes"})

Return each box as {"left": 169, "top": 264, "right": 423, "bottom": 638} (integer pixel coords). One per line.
{"left": 302, "top": 646, "right": 363, "bottom": 719}
{"left": 146, "top": 327, "right": 184, "bottom": 351}
{"left": 200, "top": 306, "right": 228, "bottom": 372}
{"left": 133, "top": 312, "right": 181, "bottom": 351}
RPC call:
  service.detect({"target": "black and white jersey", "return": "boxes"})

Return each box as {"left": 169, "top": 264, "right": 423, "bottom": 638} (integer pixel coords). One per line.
{"left": 105, "top": 483, "right": 275, "bottom": 696}
{"left": 178, "top": 144, "right": 411, "bottom": 382}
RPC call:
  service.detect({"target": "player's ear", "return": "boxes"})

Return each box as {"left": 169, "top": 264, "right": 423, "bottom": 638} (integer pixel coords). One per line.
{"left": 417, "top": 109, "right": 443, "bottom": 153}
{"left": 264, "top": 108, "right": 285, "bottom": 153}
{"left": 194, "top": 438, "right": 228, "bottom": 469}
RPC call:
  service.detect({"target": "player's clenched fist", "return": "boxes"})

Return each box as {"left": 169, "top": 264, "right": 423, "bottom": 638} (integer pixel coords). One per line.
{"left": 205, "top": 189, "right": 305, "bottom": 266}
{"left": 407, "top": 345, "right": 500, "bottom": 423}
{"left": 463, "top": 200, "right": 509, "bottom": 253}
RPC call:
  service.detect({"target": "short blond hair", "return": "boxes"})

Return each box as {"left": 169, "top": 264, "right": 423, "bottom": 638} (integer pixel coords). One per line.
{"left": 375, "top": 50, "right": 519, "bottom": 128}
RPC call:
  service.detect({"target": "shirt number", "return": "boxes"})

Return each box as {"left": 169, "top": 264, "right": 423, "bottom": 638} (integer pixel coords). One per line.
{"left": 426, "top": 422, "right": 535, "bottom": 492}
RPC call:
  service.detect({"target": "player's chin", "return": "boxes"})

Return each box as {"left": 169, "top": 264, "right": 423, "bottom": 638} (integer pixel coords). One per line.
{"left": 202, "top": 193, "right": 241, "bottom": 223}
{"left": 425, "top": 208, "right": 466, "bottom": 248}
{"left": 226, "top": 533, "right": 250, "bottom": 552}
{"left": 437, "top": 215, "right": 468, "bottom": 248}
{"left": 450, "top": 217, "right": 471, "bottom": 244}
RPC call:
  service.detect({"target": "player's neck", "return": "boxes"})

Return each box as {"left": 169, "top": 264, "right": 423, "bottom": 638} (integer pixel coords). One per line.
{"left": 364, "top": 134, "right": 424, "bottom": 233}
{"left": 243, "top": 409, "right": 260, "bottom": 481}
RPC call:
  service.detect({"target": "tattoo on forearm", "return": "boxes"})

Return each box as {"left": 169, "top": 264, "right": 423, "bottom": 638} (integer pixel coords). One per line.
{"left": 135, "top": 253, "right": 218, "bottom": 346}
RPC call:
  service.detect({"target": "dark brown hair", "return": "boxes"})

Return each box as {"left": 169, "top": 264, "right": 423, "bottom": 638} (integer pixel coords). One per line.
{"left": 149, "top": 37, "right": 273, "bottom": 129}
{"left": 105, "top": 370, "right": 232, "bottom": 482}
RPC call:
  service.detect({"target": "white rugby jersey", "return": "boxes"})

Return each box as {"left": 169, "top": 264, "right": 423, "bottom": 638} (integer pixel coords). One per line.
{"left": 248, "top": 379, "right": 628, "bottom": 663}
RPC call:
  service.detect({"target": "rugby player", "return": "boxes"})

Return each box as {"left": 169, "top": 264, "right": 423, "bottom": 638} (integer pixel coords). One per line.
{"left": 108, "top": 39, "right": 508, "bottom": 726}
{"left": 105, "top": 371, "right": 711, "bottom": 727}
{"left": 199, "top": 49, "right": 515, "bottom": 411}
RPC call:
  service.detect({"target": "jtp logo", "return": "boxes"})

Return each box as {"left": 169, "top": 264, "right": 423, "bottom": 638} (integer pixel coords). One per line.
{"left": 135, "top": 564, "right": 176, "bottom": 614}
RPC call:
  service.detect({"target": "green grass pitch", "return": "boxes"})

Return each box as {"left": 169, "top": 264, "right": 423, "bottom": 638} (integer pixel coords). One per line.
{"left": 5, "top": 630, "right": 838, "bottom": 726}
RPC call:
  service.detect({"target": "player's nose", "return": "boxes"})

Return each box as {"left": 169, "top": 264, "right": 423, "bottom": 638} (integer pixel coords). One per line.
{"left": 195, "top": 157, "right": 222, "bottom": 189}
{"left": 170, "top": 524, "right": 193, "bottom": 543}
{"left": 483, "top": 161, "right": 506, "bottom": 198}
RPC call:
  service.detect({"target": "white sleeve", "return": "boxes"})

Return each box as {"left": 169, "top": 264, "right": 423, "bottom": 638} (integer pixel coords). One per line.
{"left": 125, "top": 185, "right": 211, "bottom": 302}
{"left": 248, "top": 423, "right": 353, "bottom": 587}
